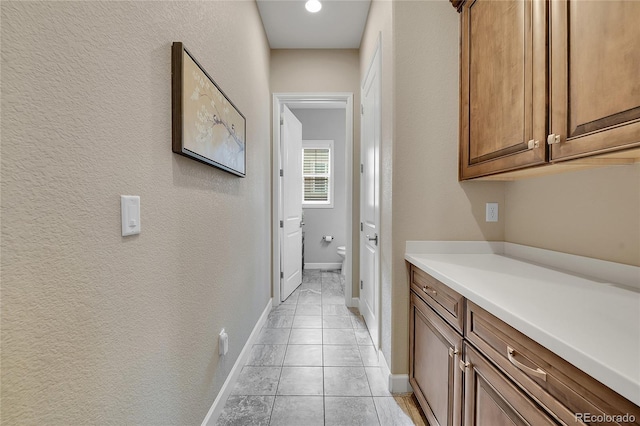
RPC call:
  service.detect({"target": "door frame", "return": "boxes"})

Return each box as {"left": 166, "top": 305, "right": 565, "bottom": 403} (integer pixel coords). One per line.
{"left": 272, "top": 92, "right": 354, "bottom": 306}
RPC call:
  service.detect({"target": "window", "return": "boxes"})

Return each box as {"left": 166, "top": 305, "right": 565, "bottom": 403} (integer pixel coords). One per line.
{"left": 302, "top": 140, "right": 333, "bottom": 208}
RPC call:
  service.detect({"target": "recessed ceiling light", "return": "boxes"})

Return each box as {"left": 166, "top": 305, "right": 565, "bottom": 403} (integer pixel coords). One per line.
{"left": 305, "top": 0, "right": 322, "bottom": 13}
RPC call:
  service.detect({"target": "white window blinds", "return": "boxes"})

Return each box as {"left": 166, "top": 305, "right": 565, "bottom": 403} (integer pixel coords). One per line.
{"left": 302, "top": 142, "right": 332, "bottom": 206}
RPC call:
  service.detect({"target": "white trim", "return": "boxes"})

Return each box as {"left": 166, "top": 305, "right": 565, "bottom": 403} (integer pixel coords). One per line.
{"left": 390, "top": 374, "right": 411, "bottom": 394}
{"left": 350, "top": 297, "right": 359, "bottom": 309}
{"left": 273, "top": 93, "right": 354, "bottom": 307}
{"left": 201, "top": 299, "right": 272, "bottom": 426}
{"left": 378, "top": 349, "right": 411, "bottom": 394}
{"left": 304, "top": 262, "right": 342, "bottom": 270}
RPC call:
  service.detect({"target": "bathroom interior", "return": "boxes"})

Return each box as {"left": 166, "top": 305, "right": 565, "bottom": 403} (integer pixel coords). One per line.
{"left": 290, "top": 107, "right": 348, "bottom": 283}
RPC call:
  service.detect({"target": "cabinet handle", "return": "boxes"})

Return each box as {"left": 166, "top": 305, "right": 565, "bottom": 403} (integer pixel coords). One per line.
{"left": 459, "top": 360, "right": 470, "bottom": 371}
{"left": 547, "top": 134, "right": 562, "bottom": 145}
{"left": 423, "top": 286, "right": 437, "bottom": 296}
{"left": 449, "top": 347, "right": 459, "bottom": 358}
{"left": 527, "top": 139, "right": 539, "bottom": 149}
{"left": 507, "top": 346, "right": 547, "bottom": 381}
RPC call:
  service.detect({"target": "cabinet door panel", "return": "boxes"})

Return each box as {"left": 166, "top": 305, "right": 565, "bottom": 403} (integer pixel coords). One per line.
{"left": 469, "top": 0, "right": 527, "bottom": 162}
{"left": 460, "top": 0, "right": 547, "bottom": 179}
{"left": 550, "top": 0, "right": 640, "bottom": 160}
{"left": 410, "top": 292, "right": 463, "bottom": 426}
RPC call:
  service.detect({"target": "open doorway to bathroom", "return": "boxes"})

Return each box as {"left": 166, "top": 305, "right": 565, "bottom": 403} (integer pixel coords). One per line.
{"left": 272, "top": 93, "right": 354, "bottom": 308}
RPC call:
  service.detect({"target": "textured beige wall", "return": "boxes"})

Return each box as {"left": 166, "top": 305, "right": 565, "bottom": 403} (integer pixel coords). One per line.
{"left": 1, "top": 1, "right": 271, "bottom": 424}
{"left": 390, "top": 0, "right": 505, "bottom": 373}
{"left": 505, "top": 164, "right": 640, "bottom": 266}
{"left": 270, "top": 49, "right": 361, "bottom": 296}
{"left": 359, "top": 0, "right": 396, "bottom": 367}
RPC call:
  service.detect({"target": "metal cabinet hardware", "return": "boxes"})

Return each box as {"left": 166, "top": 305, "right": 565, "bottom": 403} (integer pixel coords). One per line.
{"left": 547, "top": 134, "right": 561, "bottom": 145}
{"left": 507, "top": 346, "right": 547, "bottom": 381}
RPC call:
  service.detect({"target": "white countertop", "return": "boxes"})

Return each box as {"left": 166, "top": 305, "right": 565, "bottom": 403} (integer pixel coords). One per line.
{"left": 405, "top": 242, "right": 640, "bottom": 406}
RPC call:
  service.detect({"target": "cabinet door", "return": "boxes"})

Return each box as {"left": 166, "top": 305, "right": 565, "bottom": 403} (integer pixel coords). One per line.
{"left": 463, "top": 344, "right": 559, "bottom": 426}
{"left": 549, "top": 1, "right": 640, "bottom": 161}
{"left": 459, "top": 0, "right": 547, "bottom": 180}
{"left": 410, "top": 292, "right": 463, "bottom": 426}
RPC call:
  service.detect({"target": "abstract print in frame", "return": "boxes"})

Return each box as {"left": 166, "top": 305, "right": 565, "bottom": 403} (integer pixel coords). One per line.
{"left": 172, "top": 42, "right": 246, "bottom": 177}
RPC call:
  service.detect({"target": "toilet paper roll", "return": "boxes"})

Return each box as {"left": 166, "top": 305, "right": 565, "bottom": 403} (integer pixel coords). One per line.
{"left": 323, "top": 235, "right": 333, "bottom": 242}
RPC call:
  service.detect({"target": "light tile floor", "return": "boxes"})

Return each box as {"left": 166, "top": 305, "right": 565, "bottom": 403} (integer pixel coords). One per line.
{"left": 217, "top": 270, "right": 416, "bottom": 426}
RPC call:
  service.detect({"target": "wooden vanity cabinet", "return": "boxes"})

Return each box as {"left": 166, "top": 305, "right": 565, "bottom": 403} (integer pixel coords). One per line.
{"left": 408, "top": 264, "right": 640, "bottom": 426}
{"left": 458, "top": 0, "right": 547, "bottom": 180}
{"left": 466, "top": 301, "right": 640, "bottom": 426}
{"left": 548, "top": 0, "right": 640, "bottom": 161}
{"left": 410, "top": 291, "right": 463, "bottom": 426}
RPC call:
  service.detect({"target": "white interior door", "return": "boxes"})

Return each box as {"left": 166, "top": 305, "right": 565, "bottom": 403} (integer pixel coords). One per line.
{"left": 360, "top": 42, "right": 381, "bottom": 348}
{"left": 281, "top": 105, "right": 303, "bottom": 302}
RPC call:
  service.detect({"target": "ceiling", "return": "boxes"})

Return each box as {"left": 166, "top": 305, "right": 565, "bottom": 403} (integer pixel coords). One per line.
{"left": 256, "top": 0, "right": 372, "bottom": 49}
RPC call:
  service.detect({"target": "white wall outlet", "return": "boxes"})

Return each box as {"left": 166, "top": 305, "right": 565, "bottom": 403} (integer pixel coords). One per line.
{"left": 219, "top": 329, "right": 229, "bottom": 356}
{"left": 486, "top": 202, "right": 499, "bottom": 222}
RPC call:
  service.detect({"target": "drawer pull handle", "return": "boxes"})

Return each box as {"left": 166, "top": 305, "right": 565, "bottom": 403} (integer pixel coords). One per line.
{"left": 507, "top": 346, "right": 547, "bottom": 381}
{"left": 422, "top": 286, "right": 437, "bottom": 296}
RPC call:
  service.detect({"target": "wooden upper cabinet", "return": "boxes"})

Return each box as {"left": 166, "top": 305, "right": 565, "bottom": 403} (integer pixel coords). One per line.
{"left": 459, "top": 0, "right": 547, "bottom": 180}
{"left": 549, "top": 1, "right": 640, "bottom": 161}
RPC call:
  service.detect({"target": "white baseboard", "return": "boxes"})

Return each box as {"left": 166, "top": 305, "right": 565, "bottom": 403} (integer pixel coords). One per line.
{"left": 350, "top": 297, "right": 359, "bottom": 309}
{"left": 390, "top": 374, "right": 411, "bottom": 393}
{"left": 304, "top": 262, "right": 342, "bottom": 270}
{"left": 378, "top": 349, "right": 411, "bottom": 394}
{"left": 202, "top": 299, "right": 272, "bottom": 426}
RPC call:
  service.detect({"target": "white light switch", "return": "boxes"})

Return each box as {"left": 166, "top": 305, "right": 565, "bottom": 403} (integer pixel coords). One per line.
{"left": 219, "top": 329, "right": 229, "bottom": 356}
{"left": 121, "top": 195, "right": 141, "bottom": 236}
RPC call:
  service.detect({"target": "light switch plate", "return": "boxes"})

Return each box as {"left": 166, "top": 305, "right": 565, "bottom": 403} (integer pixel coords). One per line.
{"left": 121, "top": 195, "right": 141, "bottom": 236}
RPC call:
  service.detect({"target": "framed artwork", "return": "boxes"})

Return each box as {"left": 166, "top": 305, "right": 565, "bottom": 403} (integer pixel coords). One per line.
{"left": 172, "top": 42, "right": 246, "bottom": 177}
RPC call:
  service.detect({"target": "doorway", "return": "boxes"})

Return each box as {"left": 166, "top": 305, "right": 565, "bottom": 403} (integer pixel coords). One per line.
{"left": 272, "top": 93, "right": 354, "bottom": 307}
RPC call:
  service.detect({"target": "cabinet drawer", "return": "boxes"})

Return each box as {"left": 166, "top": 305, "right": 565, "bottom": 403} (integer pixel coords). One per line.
{"left": 466, "top": 301, "right": 640, "bottom": 426}
{"left": 463, "top": 343, "right": 558, "bottom": 426}
{"left": 410, "top": 265, "right": 464, "bottom": 334}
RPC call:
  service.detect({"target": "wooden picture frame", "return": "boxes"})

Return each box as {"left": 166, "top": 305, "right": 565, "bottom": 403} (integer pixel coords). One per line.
{"left": 172, "top": 42, "right": 246, "bottom": 177}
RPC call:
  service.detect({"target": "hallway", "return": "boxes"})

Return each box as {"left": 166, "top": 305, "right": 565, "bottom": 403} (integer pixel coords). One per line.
{"left": 216, "top": 270, "right": 423, "bottom": 426}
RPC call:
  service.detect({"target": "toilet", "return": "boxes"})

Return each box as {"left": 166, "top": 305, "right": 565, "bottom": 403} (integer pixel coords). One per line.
{"left": 337, "top": 246, "right": 346, "bottom": 276}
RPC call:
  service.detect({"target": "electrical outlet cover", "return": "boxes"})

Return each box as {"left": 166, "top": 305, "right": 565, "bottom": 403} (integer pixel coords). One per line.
{"left": 486, "top": 203, "right": 498, "bottom": 222}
